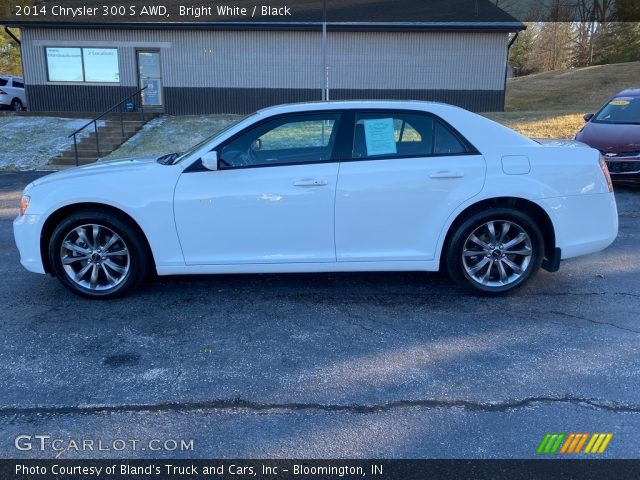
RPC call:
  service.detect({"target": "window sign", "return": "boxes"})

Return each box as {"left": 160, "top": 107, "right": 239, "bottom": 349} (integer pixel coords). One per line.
{"left": 83, "top": 48, "right": 119, "bottom": 82}
{"left": 142, "top": 78, "right": 162, "bottom": 106}
{"left": 46, "top": 48, "right": 84, "bottom": 82}
{"left": 363, "top": 118, "right": 397, "bottom": 156}
{"left": 46, "top": 47, "right": 119, "bottom": 83}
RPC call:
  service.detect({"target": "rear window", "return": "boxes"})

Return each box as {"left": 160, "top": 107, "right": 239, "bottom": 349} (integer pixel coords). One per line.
{"left": 594, "top": 96, "right": 640, "bottom": 124}
{"left": 13, "top": 80, "right": 24, "bottom": 88}
{"left": 0, "top": 78, "right": 8, "bottom": 87}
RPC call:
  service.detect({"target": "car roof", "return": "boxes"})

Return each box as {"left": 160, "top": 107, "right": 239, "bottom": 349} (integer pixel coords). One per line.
{"left": 256, "top": 99, "right": 465, "bottom": 116}
{"left": 0, "top": 76, "right": 23, "bottom": 80}
{"left": 616, "top": 89, "right": 640, "bottom": 97}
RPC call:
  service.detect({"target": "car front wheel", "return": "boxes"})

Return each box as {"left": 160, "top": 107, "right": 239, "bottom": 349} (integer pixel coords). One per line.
{"left": 446, "top": 208, "right": 544, "bottom": 294}
{"left": 48, "top": 210, "right": 149, "bottom": 299}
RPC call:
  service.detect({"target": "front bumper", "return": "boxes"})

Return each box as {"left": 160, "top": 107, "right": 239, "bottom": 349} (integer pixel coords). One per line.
{"left": 13, "top": 214, "right": 46, "bottom": 274}
{"left": 605, "top": 158, "right": 640, "bottom": 185}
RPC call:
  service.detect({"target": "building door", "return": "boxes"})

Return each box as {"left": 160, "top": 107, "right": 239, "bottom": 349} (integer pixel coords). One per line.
{"left": 137, "top": 50, "right": 163, "bottom": 108}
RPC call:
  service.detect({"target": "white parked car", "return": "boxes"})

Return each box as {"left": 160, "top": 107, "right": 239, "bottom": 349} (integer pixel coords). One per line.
{"left": 14, "top": 101, "right": 618, "bottom": 299}
{"left": 0, "top": 76, "right": 27, "bottom": 111}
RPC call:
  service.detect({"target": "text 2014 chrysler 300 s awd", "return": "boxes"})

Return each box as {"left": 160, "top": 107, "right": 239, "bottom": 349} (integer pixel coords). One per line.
{"left": 14, "top": 101, "right": 618, "bottom": 299}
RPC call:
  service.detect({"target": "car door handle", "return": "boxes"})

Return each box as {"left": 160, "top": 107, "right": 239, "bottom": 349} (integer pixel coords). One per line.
{"left": 429, "top": 170, "right": 465, "bottom": 179}
{"left": 293, "top": 179, "right": 328, "bottom": 187}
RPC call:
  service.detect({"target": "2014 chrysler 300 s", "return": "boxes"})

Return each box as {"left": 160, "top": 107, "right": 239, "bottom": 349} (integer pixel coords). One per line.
{"left": 14, "top": 101, "right": 618, "bottom": 299}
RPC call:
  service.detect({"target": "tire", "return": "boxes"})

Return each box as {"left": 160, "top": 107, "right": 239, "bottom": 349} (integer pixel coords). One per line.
{"left": 48, "top": 209, "right": 149, "bottom": 299}
{"left": 10, "top": 98, "right": 23, "bottom": 111}
{"left": 446, "top": 208, "right": 544, "bottom": 294}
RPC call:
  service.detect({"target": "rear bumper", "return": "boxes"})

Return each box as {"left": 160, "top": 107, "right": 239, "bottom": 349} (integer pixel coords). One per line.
{"left": 540, "top": 192, "right": 618, "bottom": 260}
{"left": 13, "top": 214, "right": 46, "bottom": 274}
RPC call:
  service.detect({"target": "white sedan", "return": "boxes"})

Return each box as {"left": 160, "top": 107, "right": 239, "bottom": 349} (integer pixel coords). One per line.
{"left": 14, "top": 101, "right": 618, "bottom": 299}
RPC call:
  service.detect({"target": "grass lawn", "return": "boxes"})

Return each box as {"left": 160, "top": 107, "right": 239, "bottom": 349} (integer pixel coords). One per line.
{"left": 505, "top": 61, "right": 640, "bottom": 112}
{"left": 485, "top": 61, "right": 640, "bottom": 139}
{"left": 483, "top": 111, "right": 585, "bottom": 139}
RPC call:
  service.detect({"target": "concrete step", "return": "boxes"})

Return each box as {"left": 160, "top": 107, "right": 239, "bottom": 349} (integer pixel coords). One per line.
{"left": 56, "top": 149, "right": 114, "bottom": 158}
{"left": 54, "top": 157, "right": 102, "bottom": 166}
{"left": 37, "top": 164, "right": 72, "bottom": 171}
{"left": 61, "top": 151, "right": 118, "bottom": 160}
{"left": 74, "top": 137, "right": 129, "bottom": 146}
{"left": 73, "top": 143, "right": 131, "bottom": 153}
{"left": 56, "top": 149, "right": 117, "bottom": 158}
{"left": 76, "top": 140, "right": 129, "bottom": 149}
{"left": 78, "top": 132, "right": 141, "bottom": 144}
{"left": 80, "top": 126, "right": 142, "bottom": 137}
{"left": 50, "top": 113, "right": 161, "bottom": 167}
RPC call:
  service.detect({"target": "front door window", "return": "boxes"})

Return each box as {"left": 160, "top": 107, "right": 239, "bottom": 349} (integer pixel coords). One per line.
{"left": 219, "top": 113, "right": 341, "bottom": 168}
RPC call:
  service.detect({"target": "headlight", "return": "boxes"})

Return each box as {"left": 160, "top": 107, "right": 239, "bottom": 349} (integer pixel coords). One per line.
{"left": 599, "top": 156, "right": 614, "bottom": 193}
{"left": 19, "top": 195, "right": 30, "bottom": 216}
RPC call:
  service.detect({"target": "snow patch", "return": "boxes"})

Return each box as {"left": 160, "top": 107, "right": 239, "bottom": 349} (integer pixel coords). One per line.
{"left": 0, "top": 116, "right": 91, "bottom": 170}
{"left": 105, "top": 114, "right": 242, "bottom": 160}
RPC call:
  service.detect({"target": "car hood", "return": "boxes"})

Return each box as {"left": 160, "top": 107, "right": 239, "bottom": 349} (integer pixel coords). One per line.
{"left": 29, "top": 156, "right": 161, "bottom": 188}
{"left": 575, "top": 121, "right": 640, "bottom": 153}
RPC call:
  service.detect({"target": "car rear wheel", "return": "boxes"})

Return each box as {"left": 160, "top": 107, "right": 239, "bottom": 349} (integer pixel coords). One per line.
{"left": 446, "top": 208, "right": 544, "bottom": 294}
{"left": 10, "top": 98, "right": 23, "bottom": 111}
{"left": 48, "top": 210, "right": 149, "bottom": 299}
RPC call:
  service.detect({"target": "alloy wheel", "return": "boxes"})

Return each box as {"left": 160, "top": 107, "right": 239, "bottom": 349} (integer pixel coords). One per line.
{"left": 461, "top": 220, "right": 533, "bottom": 288}
{"left": 59, "top": 224, "right": 130, "bottom": 291}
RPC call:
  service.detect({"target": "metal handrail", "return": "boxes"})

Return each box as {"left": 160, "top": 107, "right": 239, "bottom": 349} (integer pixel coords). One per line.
{"left": 68, "top": 86, "right": 148, "bottom": 166}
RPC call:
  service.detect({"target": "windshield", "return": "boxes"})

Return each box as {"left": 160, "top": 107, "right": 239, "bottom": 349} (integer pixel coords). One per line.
{"left": 594, "top": 96, "right": 640, "bottom": 124}
{"left": 169, "top": 115, "right": 251, "bottom": 164}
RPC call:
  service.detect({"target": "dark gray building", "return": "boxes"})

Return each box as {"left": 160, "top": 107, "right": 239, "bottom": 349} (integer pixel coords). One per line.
{"left": 4, "top": 1, "right": 524, "bottom": 114}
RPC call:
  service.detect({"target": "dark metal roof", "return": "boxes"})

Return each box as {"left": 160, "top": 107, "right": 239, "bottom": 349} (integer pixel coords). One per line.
{"left": 3, "top": 21, "right": 525, "bottom": 32}
{"left": 2, "top": 0, "right": 525, "bottom": 32}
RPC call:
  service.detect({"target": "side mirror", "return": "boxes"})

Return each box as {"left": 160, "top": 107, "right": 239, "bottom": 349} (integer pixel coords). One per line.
{"left": 583, "top": 113, "right": 594, "bottom": 122}
{"left": 201, "top": 151, "right": 218, "bottom": 171}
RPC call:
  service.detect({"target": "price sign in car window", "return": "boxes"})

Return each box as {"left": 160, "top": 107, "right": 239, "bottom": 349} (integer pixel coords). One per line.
{"left": 609, "top": 97, "right": 633, "bottom": 106}
{"left": 363, "top": 118, "right": 397, "bottom": 156}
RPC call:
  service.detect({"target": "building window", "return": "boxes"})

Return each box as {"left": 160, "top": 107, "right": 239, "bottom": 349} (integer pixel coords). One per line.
{"left": 46, "top": 47, "right": 119, "bottom": 83}
{"left": 82, "top": 48, "right": 120, "bottom": 82}
{"left": 46, "top": 48, "right": 83, "bottom": 82}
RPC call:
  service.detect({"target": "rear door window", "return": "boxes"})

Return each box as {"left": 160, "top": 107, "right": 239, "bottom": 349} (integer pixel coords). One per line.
{"left": 434, "top": 121, "right": 467, "bottom": 154}
{"left": 0, "top": 78, "right": 8, "bottom": 87}
{"left": 13, "top": 80, "right": 24, "bottom": 88}
{"left": 353, "top": 112, "right": 434, "bottom": 159}
{"left": 352, "top": 111, "right": 472, "bottom": 159}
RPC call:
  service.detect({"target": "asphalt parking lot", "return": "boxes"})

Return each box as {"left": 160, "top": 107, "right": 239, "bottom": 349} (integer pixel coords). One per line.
{"left": 0, "top": 171, "right": 639, "bottom": 459}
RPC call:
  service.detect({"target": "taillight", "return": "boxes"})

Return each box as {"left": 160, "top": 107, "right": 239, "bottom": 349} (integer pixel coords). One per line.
{"left": 599, "top": 156, "right": 614, "bottom": 192}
